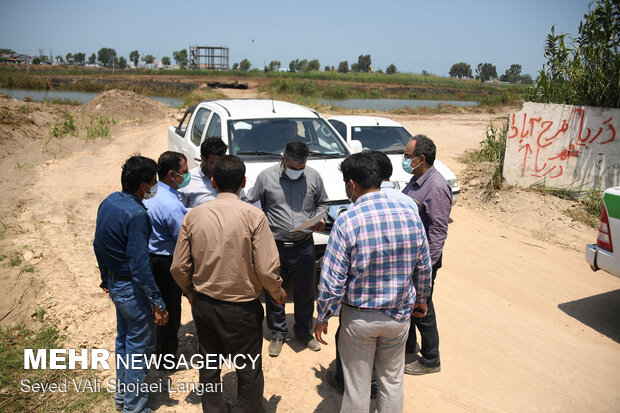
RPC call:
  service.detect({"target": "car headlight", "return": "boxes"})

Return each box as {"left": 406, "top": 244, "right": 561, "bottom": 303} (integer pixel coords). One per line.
{"left": 447, "top": 179, "right": 459, "bottom": 189}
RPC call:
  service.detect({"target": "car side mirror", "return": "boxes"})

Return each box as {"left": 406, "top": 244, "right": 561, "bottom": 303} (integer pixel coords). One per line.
{"left": 349, "top": 139, "right": 363, "bottom": 154}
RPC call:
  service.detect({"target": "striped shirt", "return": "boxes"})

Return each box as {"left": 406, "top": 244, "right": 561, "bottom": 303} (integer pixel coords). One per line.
{"left": 317, "top": 191, "right": 432, "bottom": 323}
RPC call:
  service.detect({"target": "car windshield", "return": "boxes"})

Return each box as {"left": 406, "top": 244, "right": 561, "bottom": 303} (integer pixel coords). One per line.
{"left": 229, "top": 118, "right": 348, "bottom": 158}
{"left": 352, "top": 126, "right": 412, "bottom": 153}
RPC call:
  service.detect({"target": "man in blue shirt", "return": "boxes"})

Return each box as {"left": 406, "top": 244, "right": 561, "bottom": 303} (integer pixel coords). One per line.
{"left": 144, "top": 151, "right": 189, "bottom": 365}
{"left": 94, "top": 155, "right": 169, "bottom": 413}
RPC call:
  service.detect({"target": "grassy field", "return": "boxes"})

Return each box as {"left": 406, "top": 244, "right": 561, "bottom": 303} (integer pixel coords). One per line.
{"left": 0, "top": 64, "right": 529, "bottom": 107}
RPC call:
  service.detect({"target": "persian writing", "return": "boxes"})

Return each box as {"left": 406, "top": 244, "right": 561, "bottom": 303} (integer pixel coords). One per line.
{"left": 508, "top": 108, "right": 615, "bottom": 179}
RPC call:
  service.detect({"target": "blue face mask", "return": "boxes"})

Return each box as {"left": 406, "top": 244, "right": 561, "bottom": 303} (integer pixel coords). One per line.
{"left": 402, "top": 156, "right": 420, "bottom": 174}
{"left": 175, "top": 171, "right": 191, "bottom": 189}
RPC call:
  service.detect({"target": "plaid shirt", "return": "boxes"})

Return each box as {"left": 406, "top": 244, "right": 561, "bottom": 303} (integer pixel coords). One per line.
{"left": 317, "top": 191, "right": 432, "bottom": 324}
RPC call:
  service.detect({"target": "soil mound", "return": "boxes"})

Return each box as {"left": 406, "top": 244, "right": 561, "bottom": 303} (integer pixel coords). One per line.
{"left": 78, "top": 89, "right": 173, "bottom": 121}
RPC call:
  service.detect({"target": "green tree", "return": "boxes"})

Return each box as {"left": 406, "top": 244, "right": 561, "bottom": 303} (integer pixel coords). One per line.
{"left": 97, "top": 48, "right": 117, "bottom": 68}
{"left": 527, "top": 0, "right": 620, "bottom": 107}
{"left": 306, "top": 59, "right": 320, "bottom": 71}
{"left": 386, "top": 64, "right": 397, "bottom": 74}
{"left": 520, "top": 74, "right": 534, "bottom": 84}
{"left": 232, "top": 62, "right": 239, "bottom": 70}
{"left": 32, "top": 56, "right": 41, "bottom": 65}
{"left": 352, "top": 54, "right": 372, "bottom": 72}
{"left": 161, "top": 56, "right": 171, "bottom": 66}
{"left": 129, "top": 50, "right": 140, "bottom": 67}
{"left": 118, "top": 56, "right": 128, "bottom": 69}
{"left": 239, "top": 58, "right": 251, "bottom": 71}
{"left": 0, "top": 49, "right": 16, "bottom": 54}
{"left": 173, "top": 49, "right": 188, "bottom": 67}
{"left": 337, "top": 61, "right": 349, "bottom": 73}
{"left": 73, "top": 52, "right": 85, "bottom": 65}
{"left": 88, "top": 53, "right": 96, "bottom": 65}
{"left": 65, "top": 53, "right": 73, "bottom": 63}
{"left": 475, "top": 63, "right": 497, "bottom": 82}
{"left": 55, "top": 55, "right": 64, "bottom": 63}
{"left": 289, "top": 58, "right": 308, "bottom": 73}
{"left": 449, "top": 62, "right": 473, "bottom": 79}
{"left": 144, "top": 54, "right": 155, "bottom": 64}
{"left": 267, "top": 60, "right": 281, "bottom": 72}
{"left": 500, "top": 64, "right": 522, "bottom": 83}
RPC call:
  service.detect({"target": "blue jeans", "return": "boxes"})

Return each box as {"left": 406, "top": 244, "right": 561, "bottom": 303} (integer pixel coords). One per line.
{"left": 109, "top": 280, "right": 156, "bottom": 413}
{"left": 265, "top": 238, "right": 315, "bottom": 340}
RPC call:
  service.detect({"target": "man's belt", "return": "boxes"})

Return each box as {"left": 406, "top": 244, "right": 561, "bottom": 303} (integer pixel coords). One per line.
{"left": 276, "top": 234, "right": 312, "bottom": 247}
{"left": 107, "top": 269, "right": 131, "bottom": 282}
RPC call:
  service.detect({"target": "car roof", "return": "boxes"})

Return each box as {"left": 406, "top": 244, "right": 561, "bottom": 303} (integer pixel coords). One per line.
{"left": 328, "top": 115, "right": 404, "bottom": 128}
{"left": 198, "top": 99, "right": 321, "bottom": 120}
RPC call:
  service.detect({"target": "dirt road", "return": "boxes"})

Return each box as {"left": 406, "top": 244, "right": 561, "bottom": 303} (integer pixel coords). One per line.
{"left": 0, "top": 94, "right": 618, "bottom": 412}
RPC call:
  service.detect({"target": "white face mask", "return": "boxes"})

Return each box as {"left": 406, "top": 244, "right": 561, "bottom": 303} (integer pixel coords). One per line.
{"left": 143, "top": 182, "right": 158, "bottom": 200}
{"left": 345, "top": 180, "right": 354, "bottom": 203}
{"left": 284, "top": 167, "right": 305, "bottom": 180}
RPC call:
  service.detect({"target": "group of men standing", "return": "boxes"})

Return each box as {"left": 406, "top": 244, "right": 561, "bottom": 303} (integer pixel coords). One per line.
{"left": 93, "top": 133, "right": 451, "bottom": 413}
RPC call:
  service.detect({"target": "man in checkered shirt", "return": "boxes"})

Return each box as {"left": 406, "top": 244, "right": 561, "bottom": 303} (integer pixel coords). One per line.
{"left": 314, "top": 151, "right": 432, "bottom": 412}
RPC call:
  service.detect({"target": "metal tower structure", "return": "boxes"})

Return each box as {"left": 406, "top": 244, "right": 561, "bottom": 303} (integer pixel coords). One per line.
{"left": 189, "top": 46, "right": 229, "bottom": 70}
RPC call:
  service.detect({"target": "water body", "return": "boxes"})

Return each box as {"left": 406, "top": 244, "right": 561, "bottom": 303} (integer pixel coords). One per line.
{"left": 319, "top": 98, "right": 478, "bottom": 111}
{"left": 0, "top": 88, "right": 183, "bottom": 107}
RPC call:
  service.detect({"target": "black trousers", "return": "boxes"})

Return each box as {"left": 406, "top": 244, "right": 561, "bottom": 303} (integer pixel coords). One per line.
{"left": 406, "top": 255, "right": 441, "bottom": 366}
{"left": 150, "top": 254, "right": 182, "bottom": 358}
{"left": 192, "top": 292, "right": 265, "bottom": 413}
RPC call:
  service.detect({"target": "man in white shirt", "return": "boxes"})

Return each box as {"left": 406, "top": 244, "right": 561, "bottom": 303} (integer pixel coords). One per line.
{"left": 178, "top": 138, "right": 227, "bottom": 208}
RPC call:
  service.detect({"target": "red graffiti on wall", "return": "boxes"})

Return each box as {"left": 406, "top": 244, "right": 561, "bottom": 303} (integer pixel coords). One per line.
{"left": 510, "top": 109, "right": 615, "bottom": 179}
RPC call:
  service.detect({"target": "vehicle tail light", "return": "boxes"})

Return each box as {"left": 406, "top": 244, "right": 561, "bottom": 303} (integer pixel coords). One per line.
{"left": 596, "top": 206, "right": 613, "bottom": 252}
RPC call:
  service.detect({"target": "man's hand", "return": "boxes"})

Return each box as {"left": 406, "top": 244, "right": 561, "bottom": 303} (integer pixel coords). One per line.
{"left": 274, "top": 287, "right": 287, "bottom": 305}
{"left": 309, "top": 219, "right": 326, "bottom": 232}
{"left": 412, "top": 302, "right": 428, "bottom": 318}
{"left": 153, "top": 305, "right": 169, "bottom": 326}
{"left": 314, "top": 322, "right": 328, "bottom": 345}
{"left": 185, "top": 291, "right": 197, "bottom": 307}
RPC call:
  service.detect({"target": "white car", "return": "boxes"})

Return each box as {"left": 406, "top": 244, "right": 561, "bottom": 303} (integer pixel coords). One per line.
{"left": 585, "top": 186, "right": 620, "bottom": 277}
{"left": 168, "top": 99, "right": 357, "bottom": 256}
{"left": 328, "top": 115, "right": 460, "bottom": 203}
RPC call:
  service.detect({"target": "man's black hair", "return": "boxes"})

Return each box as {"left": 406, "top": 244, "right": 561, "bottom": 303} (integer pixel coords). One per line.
{"left": 368, "top": 150, "right": 392, "bottom": 180}
{"left": 213, "top": 155, "right": 245, "bottom": 193}
{"left": 121, "top": 154, "right": 157, "bottom": 193}
{"left": 411, "top": 134, "right": 436, "bottom": 165}
{"left": 157, "top": 151, "right": 186, "bottom": 180}
{"left": 200, "top": 138, "right": 228, "bottom": 159}
{"left": 283, "top": 141, "right": 309, "bottom": 164}
{"left": 339, "top": 152, "right": 382, "bottom": 189}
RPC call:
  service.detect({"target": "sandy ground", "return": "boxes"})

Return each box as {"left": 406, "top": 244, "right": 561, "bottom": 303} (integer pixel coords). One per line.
{"left": 0, "top": 90, "right": 619, "bottom": 412}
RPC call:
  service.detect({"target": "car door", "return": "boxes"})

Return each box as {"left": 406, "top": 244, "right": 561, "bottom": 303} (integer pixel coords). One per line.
{"left": 182, "top": 107, "right": 212, "bottom": 168}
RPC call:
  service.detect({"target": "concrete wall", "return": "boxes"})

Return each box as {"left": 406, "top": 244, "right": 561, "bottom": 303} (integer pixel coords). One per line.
{"left": 503, "top": 102, "right": 620, "bottom": 191}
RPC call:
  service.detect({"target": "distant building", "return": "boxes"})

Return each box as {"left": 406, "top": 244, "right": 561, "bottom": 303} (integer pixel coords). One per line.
{"left": 189, "top": 46, "right": 229, "bottom": 70}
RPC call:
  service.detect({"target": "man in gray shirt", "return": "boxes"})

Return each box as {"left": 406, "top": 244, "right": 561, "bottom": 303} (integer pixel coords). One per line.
{"left": 247, "top": 141, "right": 329, "bottom": 357}
{"left": 401, "top": 134, "right": 452, "bottom": 375}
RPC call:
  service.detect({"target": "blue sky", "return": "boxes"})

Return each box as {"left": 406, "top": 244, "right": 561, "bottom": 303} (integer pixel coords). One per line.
{"left": 0, "top": 0, "right": 591, "bottom": 77}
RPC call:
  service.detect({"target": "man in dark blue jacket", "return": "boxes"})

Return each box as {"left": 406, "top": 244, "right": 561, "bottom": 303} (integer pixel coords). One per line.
{"left": 94, "top": 155, "right": 169, "bottom": 413}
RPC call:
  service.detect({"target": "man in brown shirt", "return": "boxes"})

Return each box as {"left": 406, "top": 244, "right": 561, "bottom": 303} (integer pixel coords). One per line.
{"left": 171, "top": 155, "right": 286, "bottom": 413}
